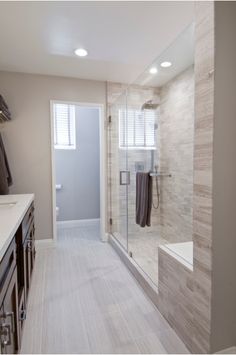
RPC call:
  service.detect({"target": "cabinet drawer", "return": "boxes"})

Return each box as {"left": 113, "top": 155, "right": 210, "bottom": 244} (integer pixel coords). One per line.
{"left": 22, "top": 203, "right": 34, "bottom": 240}
{"left": 0, "top": 239, "right": 16, "bottom": 307}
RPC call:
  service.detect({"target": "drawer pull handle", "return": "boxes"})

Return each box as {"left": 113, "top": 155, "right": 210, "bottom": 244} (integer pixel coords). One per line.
{"left": 27, "top": 239, "right": 32, "bottom": 251}
{"left": 4, "top": 311, "right": 15, "bottom": 333}
{"left": 19, "top": 309, "right": 26, "bottom": 321}
{"left": 0, "top": 323, "right": 12, "bottom": 346}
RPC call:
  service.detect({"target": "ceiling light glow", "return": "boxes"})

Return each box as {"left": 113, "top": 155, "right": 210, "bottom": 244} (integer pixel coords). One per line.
{"left": 75, "top": 48, "right": 88, "bottom": 57}
{"left": 149, "top": 67, "right": 158, "bottom": 74}
{"left": 160, "top": 61, "right": 172, "bottom": 68}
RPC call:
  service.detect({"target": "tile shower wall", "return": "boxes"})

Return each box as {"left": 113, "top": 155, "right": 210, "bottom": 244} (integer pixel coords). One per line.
{"left": 159, "top": 66, "right": 194, "bottom": 243}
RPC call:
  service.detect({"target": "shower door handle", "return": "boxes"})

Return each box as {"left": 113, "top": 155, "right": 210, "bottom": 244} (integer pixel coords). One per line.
{"left": 120, "top": 171, "right": 130, "bottom": 186}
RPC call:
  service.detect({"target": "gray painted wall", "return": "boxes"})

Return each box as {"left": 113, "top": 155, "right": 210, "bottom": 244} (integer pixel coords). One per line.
{"left": 0, "top": 71, "right": 106, "bottom": 239}
{"left": 55, "top": 106, "right": 100, "bottom": 221}
{"left": 211, "top": 2, "right": 236, "bottom": 351}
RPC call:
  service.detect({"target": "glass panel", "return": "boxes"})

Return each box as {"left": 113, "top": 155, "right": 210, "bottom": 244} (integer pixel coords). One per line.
{"left": 109, "top": 89, "right": 128, "bottom": 250}
{"left": 126, "top": 86, "right": 162, "bottom": 285}
{"left": 127, "top": 23, "right": 195, "bottom": 285}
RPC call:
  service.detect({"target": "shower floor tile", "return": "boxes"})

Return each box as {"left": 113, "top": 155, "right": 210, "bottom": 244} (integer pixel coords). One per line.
{"left": 112, "top": 231, "right": 169, "bottom": 285}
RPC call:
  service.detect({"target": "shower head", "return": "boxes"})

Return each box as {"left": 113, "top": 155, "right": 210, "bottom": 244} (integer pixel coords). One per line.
{"left": 141, "top": 100, "right": 159, "bottom": 111}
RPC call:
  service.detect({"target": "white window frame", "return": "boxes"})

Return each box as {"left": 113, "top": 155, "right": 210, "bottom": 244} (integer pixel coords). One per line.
{"left": 50, "top": 100, "right": 106, "bottom": 243}
{"left": 119, "top": 108, "right": 157, "bottom": 150}
{"left": 53, "top": 102, "right": 76, "bottom": 150}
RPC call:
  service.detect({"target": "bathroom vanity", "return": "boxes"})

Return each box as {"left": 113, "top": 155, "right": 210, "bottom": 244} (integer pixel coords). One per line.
{"left": 0, "top": 194, "right": 35, "bottom": 354}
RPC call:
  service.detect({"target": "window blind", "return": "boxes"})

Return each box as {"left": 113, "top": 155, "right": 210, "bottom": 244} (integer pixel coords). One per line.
{"left": 53, "top": 103, "right": 76, "bottom": 149}
{"left": 119, "top": 108, "right": 156, "bottom": 149}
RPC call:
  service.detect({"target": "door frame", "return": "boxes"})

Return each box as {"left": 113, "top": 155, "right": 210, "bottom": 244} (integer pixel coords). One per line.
{"left": 50, "top": 100, "right": 106, "bottom": 242}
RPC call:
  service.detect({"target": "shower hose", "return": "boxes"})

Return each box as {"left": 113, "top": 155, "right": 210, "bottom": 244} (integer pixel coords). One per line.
{"left": 153, "top": 175, "right": 160, "bottom": 209}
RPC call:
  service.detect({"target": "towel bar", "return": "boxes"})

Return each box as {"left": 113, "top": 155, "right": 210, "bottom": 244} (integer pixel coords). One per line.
{"left": 149, "top": 172, "right": 172, "bottom": 177}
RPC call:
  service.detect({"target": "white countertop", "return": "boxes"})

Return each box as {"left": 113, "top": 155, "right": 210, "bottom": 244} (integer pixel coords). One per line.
{"left": 0, "top": 194, "right": 34, "bottom": 261}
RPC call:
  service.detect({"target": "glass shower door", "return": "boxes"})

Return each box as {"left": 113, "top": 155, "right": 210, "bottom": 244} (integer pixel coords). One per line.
{"left": 126, "top": 85, "right": 161, "bottom": 285}
{"left": 109, "top": 90, "right": 129, "bottom": 250}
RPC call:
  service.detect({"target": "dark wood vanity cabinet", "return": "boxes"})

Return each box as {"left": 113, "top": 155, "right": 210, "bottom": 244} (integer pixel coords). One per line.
{"left": 0, "top": 240, "right": 19, "bottom": 354}
{"left": 16, "top": 202, "right": 35, "bottom": 348}
{"left": 0, "top": 202, "right": 35, "bottom": 354}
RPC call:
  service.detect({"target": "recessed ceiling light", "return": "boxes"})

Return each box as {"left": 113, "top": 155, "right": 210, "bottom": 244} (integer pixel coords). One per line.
{"left": 161, "top": 61, "right": 172, "bottom": 68}
{"left": 149, "top": 67, "right": 158, "bottom": 74}
{"left": 74, "top": 48, "right": 88, "bottom": 57}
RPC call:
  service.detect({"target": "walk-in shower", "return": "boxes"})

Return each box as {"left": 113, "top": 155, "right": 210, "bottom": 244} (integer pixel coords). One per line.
{"left": 108, "top": 23, "right": 194, "bottom": 286}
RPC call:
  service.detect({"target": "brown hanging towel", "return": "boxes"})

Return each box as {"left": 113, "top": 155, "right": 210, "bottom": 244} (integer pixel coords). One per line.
{"left": 136, "top": 172, "right": 152, "bottom": 227}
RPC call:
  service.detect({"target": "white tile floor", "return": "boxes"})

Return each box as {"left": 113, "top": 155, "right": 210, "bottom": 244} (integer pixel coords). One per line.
{"left": 21, "top": 224, "right": 189, "bottom": 354}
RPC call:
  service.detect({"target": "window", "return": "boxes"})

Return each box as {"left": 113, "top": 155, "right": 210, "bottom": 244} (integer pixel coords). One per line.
{"left": 119, "top": 108, "right": 156, "bottom": 149}
{"left": 53, "top": 103, "right": 76, "bottom": 149}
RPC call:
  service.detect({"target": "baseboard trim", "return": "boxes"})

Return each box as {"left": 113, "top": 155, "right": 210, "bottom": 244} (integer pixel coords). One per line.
{"left": 57, "top": 218, "right": 100, "bottom": 228}
{"left": 101, "top": 232, "right": 109, "bottom": 242}
{"left": 217, "top": 346, "right": 236, "bottom": 354}
{"left": 35, "top": 238, "right": 54, "bottom": 249}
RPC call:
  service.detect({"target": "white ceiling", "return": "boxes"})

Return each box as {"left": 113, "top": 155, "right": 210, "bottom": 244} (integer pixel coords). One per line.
{"left": 135, "top": 23, "right": 194, "bottom": 87}
{"left": 0, "top": 1, "right": 194, "bottom": 84}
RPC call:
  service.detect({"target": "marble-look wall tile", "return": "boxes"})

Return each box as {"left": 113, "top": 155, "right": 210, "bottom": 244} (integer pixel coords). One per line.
{"left": 159, "top": 66, "right": 194, "bottom": 243}
{"left": 158, "top": 247, "right": 193, "bottom": 352}
{"left": 192, "top": 2, "right": 215, "bottom": 353}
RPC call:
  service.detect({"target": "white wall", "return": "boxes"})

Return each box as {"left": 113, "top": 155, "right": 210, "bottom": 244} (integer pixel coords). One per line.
{"left": 0, "top": 71, "right": 106, "bottom": 239}
{"left": 55, "top": 106, "right": 100, "bottom": 221}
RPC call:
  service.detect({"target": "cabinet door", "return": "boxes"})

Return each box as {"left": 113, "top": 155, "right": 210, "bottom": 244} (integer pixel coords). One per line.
{"left": 0, "top": 304, "right": 6, "bottom": 353}
{"left": 0, "top": 268, "right": 19, "bottom": 354}
{"left": 30, "top": 224, "right": 36, "bottom": 271}
{"left": 23, "top": 237, "right": 29, "bottom": 301}
{"left": 26, "top": 234, "right": 32, "bottom": 291}
{"left": 26, "top": 222, "right": 35, "bottom": 291}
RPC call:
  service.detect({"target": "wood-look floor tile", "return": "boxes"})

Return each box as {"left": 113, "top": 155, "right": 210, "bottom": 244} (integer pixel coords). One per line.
{"left": 84, "top": 310, "right": 140, "bottom": 354}
{"left": 157, "top": 329, "right": 189, "bottom": 354}
{"left": 135, "top": 332, "right": 167, "bottom": 354}
{"left": 21, "top": 225, "right": 188, "bottom": 354}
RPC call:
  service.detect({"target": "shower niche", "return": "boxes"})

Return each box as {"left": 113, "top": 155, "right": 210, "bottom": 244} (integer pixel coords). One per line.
{"left": 108, "top": 23, "right": 194, "bottom": 287}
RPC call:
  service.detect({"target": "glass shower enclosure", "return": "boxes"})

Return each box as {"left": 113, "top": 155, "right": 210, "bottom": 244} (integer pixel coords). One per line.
{"left": 108, "top": 24, "right": 195, "bottom": 286}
